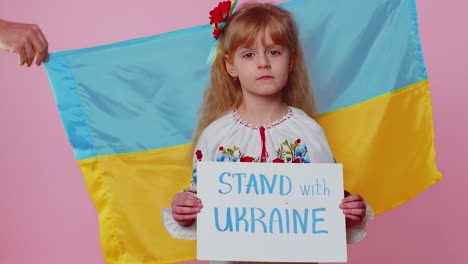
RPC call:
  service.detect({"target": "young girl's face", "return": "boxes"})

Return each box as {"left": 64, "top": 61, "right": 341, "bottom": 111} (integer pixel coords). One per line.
{"left": 225, "top": 28, "right": 292, "bottom": 101}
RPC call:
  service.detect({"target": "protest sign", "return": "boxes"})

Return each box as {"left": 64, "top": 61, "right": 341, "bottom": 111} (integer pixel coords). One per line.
{"left": 197, "top": 162, "right": 346, "bottom": 263}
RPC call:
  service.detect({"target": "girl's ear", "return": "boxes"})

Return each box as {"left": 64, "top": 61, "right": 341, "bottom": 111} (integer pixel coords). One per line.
{"left": 224, "top": 54, "right": 238, "bottom": 78}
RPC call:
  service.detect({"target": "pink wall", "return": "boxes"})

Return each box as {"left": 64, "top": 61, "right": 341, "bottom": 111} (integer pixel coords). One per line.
{"left": 0, "top": 0, "right": 466, "bottom": 263}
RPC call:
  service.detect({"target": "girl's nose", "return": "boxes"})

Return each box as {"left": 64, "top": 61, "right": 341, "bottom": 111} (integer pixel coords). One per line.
{"left": 257, "top": 54, "right": 271, "bottom": 69}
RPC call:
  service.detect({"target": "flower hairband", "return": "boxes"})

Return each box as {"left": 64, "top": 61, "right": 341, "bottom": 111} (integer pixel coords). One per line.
{"left": 207, "top": 0, "right": 238, "bottom": 63}
{"left": 209, "top": 0, "right": 237, "bottom": 39}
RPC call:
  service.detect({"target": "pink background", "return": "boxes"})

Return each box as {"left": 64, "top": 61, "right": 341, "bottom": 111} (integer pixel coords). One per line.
{"left": 0, "top": 0, "right": 466, "bottom": 263}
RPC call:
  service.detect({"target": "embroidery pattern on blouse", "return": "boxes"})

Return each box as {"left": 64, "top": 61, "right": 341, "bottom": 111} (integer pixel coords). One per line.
{"left": 232, "top": 107, "right": 294, "bottom": 130}
{"left": 274, "top": 138, "right": 310, "bottom": 163}
{"left": 190, "top": 139, "right": 310, "bottom": 188}
{"left": 216, "top": 146, "right": 257, "bottom": 162}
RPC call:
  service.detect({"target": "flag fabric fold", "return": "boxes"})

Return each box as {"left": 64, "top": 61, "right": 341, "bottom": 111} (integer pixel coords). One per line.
{"left": 44, "top": 0, "right": 441, "bottom": 263}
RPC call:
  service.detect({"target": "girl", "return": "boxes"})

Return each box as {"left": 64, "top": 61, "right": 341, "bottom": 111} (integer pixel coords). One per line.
{"left": 163, "top": 1, "right": 373, "bottom": 263}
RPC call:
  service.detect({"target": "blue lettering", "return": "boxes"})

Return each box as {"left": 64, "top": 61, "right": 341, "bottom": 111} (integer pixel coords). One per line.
{"left": 235, "top": 207, "right": 249, "bottom": 232}
{"left": 269, "top": 208, "right": 283, "bottom": 233}
{"left": 300, "top": 185, "right": 311, "bottom": 196}
{"left": 285, "top": 208, "right": 290, "bottom": 234}
{"left": 312, "top": 208, "right": 328, "bottom": 234}
{"left": 280, "top": 175, "right": 292, "bottom": 195}
{"left": 260, "top": 174, "right": 277, "bottom": 194}
{"left": 293, "top": 209, "right": 309, "bottom": 234}
{"left": 314, "top": 178, "right": 322, "bottom": 196}
{"left": 322, "top": 178, "right": 330, "bottom": 197}
{"left": 232, "top": 173, "right": 246, "bottom": 194}
{"left": 246, "top": 173, "right": 259, "bottom": 195}
{"left": 218, "top": 172, "right": 232, "bottom": 194}
{"left": 250, "top": 208, "right": 267, "bottom": 233}
{"left": 214, "top": 207, "right": 233, "bottom": 232}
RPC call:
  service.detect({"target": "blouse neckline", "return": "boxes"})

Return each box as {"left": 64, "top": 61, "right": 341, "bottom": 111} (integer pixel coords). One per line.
{"left": 232, "top": 106, "right": 294, "bottom": 130}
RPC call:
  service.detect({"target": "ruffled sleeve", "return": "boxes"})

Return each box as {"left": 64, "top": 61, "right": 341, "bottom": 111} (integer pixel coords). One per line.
{"left": 346, "top": 201, "right": 374, "bottom": 244}
{"left": 161, "top": 131, "right": 212, "bottom": 240}
{"left": 161, "top": 207, "right": 197, "bottom": 240}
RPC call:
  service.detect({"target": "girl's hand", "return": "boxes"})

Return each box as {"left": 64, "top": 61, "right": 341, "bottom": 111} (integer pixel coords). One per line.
{"left": 171, "top": 192, "right": 203, "bottom": 227}
{"left": 339, "top": 194, "right": 367, "bottom": 228}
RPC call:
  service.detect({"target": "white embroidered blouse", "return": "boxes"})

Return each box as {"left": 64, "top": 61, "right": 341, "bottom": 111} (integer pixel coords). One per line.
{"left": 162, "top": 106, "right": 373, "bottom": 263}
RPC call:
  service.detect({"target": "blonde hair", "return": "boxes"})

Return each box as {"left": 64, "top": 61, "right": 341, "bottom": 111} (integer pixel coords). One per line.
{"left": 192, "top": 2, "right": 317, "bottom": 152}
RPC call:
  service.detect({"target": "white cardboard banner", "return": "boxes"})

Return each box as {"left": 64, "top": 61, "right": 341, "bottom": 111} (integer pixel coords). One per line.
{"left": 197, "top": 162, "right": 346, "bottom": 263}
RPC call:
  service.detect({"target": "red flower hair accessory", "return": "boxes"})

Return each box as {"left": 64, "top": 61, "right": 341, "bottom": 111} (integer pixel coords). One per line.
{"left": 206, "top": 0, "right": 238, "bottom": 63}
{"left": 209, "top": 0, "right": 238, "bottom": 40}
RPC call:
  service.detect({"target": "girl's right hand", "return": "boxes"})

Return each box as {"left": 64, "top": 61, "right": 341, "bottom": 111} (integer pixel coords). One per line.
{"left": 171, "top": 192, "right": 203, "bottom": 227}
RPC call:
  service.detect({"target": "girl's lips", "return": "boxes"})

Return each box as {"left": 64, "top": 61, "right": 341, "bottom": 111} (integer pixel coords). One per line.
{"left": 257, "top": 76, "right": 274, "bottom": 80}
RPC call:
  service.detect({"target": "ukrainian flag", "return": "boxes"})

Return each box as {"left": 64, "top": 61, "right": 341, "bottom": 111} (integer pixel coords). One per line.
{"left": 44, "top": 0, "right": 441, "bottom": 263}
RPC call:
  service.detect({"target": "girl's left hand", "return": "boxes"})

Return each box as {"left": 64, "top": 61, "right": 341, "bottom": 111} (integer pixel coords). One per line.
{"left": 339, "top": 194, "right": 366, "bottom": 227}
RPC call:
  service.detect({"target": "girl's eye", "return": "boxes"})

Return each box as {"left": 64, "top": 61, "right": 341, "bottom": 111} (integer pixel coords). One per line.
{"left": 269, "top": 50, "right": 281, "bottom": 55}
{"left": 243, "top": 52, "right": 254, "bottom": 58}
